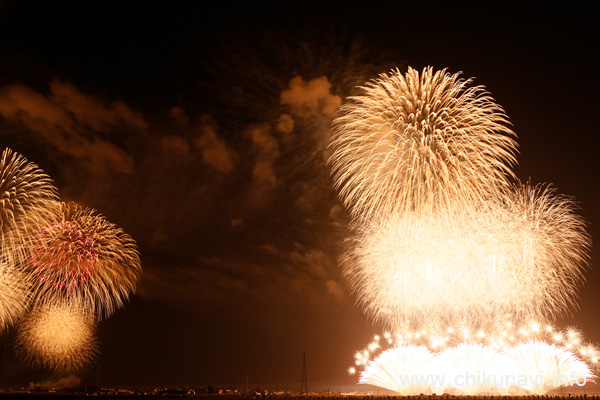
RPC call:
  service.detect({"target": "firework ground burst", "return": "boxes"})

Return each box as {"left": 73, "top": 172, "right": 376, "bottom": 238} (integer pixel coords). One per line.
{"left": 351, "top": 322, "right": 599, "bottom": 371}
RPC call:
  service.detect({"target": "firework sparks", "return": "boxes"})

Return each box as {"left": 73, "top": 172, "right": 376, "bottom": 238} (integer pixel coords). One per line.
{"left": 31, "top": 220, "right": 99, "bottom": 290}
{"left": 0, "top": 149, "right": 142, "bottom": 372}
{"left": 434, "top": 343, "right": 514, "bottom": 395}
{"left": 0, "top": 148, "right": 58, "bottom": 265}
{"left": 352, "top": 322, "right": 599, "bottom": 370}
{"left": 15, "top": 301, "right": 99, "bottom": 373}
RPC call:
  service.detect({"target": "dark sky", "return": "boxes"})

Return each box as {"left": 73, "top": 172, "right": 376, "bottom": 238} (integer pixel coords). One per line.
{"left": 0, "top": 1, "right": 598, "bottom": 391}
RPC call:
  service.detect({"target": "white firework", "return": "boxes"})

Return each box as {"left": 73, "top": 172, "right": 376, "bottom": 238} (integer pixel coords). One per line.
{"left": 344, "top": 183, "right": 590, "bottom": 329}
{"left": 331, "top": 67, "right": 594, "bottom": 395}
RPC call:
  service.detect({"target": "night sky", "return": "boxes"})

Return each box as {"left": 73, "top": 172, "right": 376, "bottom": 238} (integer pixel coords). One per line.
{"left": 0, "top": 1, "right": 598, "bottom": 391}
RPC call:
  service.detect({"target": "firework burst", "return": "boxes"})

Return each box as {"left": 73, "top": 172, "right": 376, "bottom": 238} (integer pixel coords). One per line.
{"left": 0, "top": 148, "right": 142, "bottom": 372}
{"left": 0, "top": 148, "right": 58, "bottom": 329}
{"left": 15, "top": 301, "right": 99, "bottom": 373}
{"left": 329, "top": 67, "right": 517, "bottom": 221}
{"left": 491, "top": 183, "right": 591, "bottom": 317}
{"left": 28, "top": 201, "right": 141, "bottom": 318}
{"left": 358, "top": 341, "right": 595, "bottom": 395}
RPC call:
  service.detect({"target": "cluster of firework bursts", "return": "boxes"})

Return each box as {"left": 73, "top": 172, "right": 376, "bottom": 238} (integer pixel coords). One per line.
{"left": 0, "top": 148, "right": 141, "bottom": 372}
{"left": 329, "top": 67, "right": 594, "bottom": 394}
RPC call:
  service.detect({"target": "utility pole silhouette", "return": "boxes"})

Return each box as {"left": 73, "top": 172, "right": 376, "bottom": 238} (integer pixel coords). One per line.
{"left": 300, "top": 352, "right": 308, "bottom": 395}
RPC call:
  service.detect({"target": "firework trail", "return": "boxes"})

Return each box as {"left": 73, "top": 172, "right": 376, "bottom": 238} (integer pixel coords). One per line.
{"left": 329, "top": 67, "right": 517, "bottom": 221}
{"left": 15, "top": 301, "right": 99, "bottom": 373}
{"left": 0, "top": 148, "right": 58, "bottom": 329}
{"left": 28, "top": 201, "right": 142, "bottom": 318}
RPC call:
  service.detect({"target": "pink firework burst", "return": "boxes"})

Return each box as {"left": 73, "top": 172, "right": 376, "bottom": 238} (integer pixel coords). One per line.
{"left": 27, "top": 201, "right": 141, "bottom": 319}
{"left": 30, "top": 221, "right": 98, "bottom": 290}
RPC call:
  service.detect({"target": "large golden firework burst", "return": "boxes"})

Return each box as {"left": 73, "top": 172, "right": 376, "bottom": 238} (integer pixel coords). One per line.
{"left": 329, "top": 67, "right": 517, "bottom": 221}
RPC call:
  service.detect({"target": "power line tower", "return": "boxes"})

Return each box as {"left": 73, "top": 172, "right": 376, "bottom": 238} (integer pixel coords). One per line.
{"left": 300, "top": 352, "right": 308, "bottom": 395}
